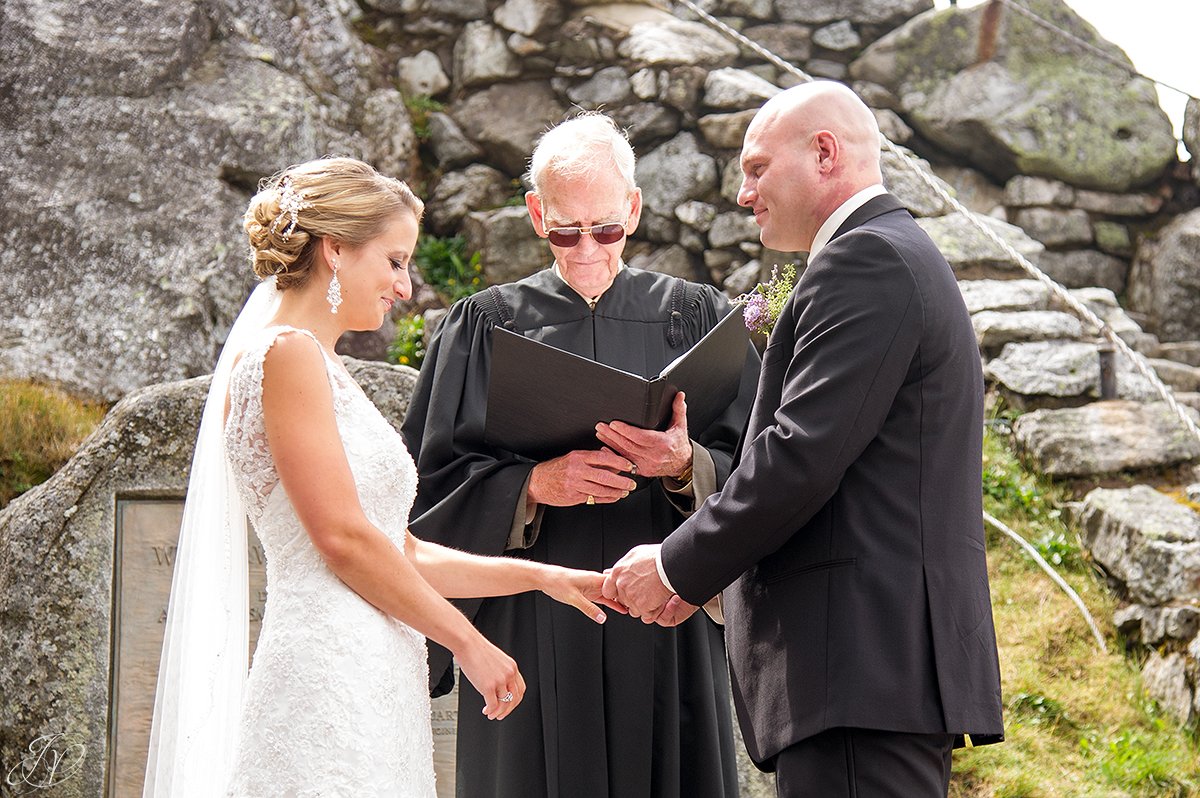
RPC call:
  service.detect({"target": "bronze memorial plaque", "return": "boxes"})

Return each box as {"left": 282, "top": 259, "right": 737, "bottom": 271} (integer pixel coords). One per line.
{"left": 108, "top": 500, "right": 268, "bottom": 797}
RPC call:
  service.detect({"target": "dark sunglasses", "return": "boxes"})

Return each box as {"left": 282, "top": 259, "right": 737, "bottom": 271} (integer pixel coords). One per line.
{"left": 546, "top": 222, "right": 626, "bottom": 248}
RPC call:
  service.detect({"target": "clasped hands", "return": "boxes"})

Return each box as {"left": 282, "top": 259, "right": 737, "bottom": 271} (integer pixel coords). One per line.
{"left": 601, "top": 544, "right": 700, "bottom": 627}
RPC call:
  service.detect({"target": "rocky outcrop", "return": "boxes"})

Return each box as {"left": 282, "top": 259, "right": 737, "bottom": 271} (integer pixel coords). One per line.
{"left": 1128, "top": 209, "right": 1200, "bottom": 343}
{"left": 850, "top": 0, "right": 1176, "bottom": 192}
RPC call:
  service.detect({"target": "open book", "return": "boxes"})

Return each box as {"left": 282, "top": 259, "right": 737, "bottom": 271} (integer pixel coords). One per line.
{"left": 484, "top": 306, "right": 749, "bottom": 461}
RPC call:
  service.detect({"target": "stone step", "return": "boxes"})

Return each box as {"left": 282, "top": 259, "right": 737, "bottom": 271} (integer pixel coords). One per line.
{"left": 1066, "top": 484, "right": 1200, "bottom": 604}
{"left": 1013, "top": 400, "right": 1200, "bottom": 479}
{"left": 986, "top": 341, "right": 1160, "bottom": 409}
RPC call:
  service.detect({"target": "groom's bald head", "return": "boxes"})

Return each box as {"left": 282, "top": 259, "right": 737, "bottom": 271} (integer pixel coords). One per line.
{"left": 737, "top": 81, "right": 884, "bottom": 252}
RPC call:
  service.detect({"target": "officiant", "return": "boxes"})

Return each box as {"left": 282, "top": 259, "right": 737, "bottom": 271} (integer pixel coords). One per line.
{"left": 401, "top": 112, "right": 760, "bottom": 798}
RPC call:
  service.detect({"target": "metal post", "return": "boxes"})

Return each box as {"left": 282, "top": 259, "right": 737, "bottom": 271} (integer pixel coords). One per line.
{"left": 1098, "top": 339, "right": 1117, "bottom": 400}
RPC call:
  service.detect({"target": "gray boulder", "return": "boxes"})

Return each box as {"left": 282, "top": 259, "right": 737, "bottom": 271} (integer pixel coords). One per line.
{"left": 361, "top": 89, "right": 419, "bottom": 182}
{"left": 1034, "top": 250, "right": 1127, "bottom": 295}
{"left": 567, "top": 66, "right": 633, "bottom": 109}
{"left": 428, "top": 111, "right": 485, "bottom": 171}
{"left": 1148, "top": 359, "right": 1200, "bottom": 394}
{"left": 612, "top": 103, "right": 681, "bottom": 145}
{"left": 874, "top": 108, "right": 913, "bottom": 146}
{"left": 626, "top": 245, "right": 698, "bottom": 280}
{"left": 1140, "top": 652, "right": 1195, "bottom": 726}
{"left": 1069, "top": 484, "right": 1200, "bottom": 603}
{"left": 1128, "top": 208, "right": 1200, "bottom": 343}
{"left": 427, "top": 165, "right": 513, "bottom": 236}
{"left": 932, "top": 165, "right": 1006, "bottom": 217}
{"left": 703, "top": 67, "right": 781, "bottom": 111}
{"left": 493, "top": 0, "right": 562, "bottom": 37}
{"left": 0, "top": 1, "right": 377, "bottom": 401}
{"left": 636, "top": 133, "right": 719, "bottom": 242}
{"left": 708, "top": 212, "right": 761, "bottom": 249}
{"left": 850, "top": 0, "right": 1176, "bottom": 191}
{"left": 971, "top": 310, "right": 1084, "bottom": 353}
{"left": 1113, "top": 604, "right": 1200, "bottom": 645}
{"left": 1093, "top": 221, "right": 1134, "bottom": 257}
{"left": 916, "top": 214, "right": 1043, "bottom": 279}
{"left": 959, "top": 279, "right": 1052, "bottom": 314}
{"left": 742, "top": 23, "right": 813, "bottom": 64}
{"left": 397, "top": 50, "right": 450, "bottom": 97}
{"left": 1003, "top": 175, "right": 1074, "bottom": 208}
{"left": 1015, "top": 403, "right": 1200, "bottom": 479}
{"left": 881, "top": 146, "right": 954, "bottom": 218}
{"left": 453, "top": 21, "right": 520, "bottom": 89}
{"left": 451, "top": 82, "right": 566, "bottom": 176}
{"left": 985, "top": 342, "right": 1159, "bottom": 408}
{"left": 1073, "top": 189, "right": 1163, "bottom": 217}
{"left": 1157, "top": 342, "right": 1200, "bottom": 369}
{"left": 1067, "top": 287, "right": 1157, "bottom": 354}
{"left": 812, "top": 20, "right": 861, "bottom": 55}
{"left": 617, "top": 19, "right": 739, "bottom": 68}
{"left": 776, "top": 0, "right": 932, "bottom": 26}
{"left": 464, "top": 206, "right": 549, "bottom": 285}
{"left": 698, "top": 110, "right": 758, "bottom": 150}
{"left": 1010, "top": 208, "right": 1093, "bottom": 248}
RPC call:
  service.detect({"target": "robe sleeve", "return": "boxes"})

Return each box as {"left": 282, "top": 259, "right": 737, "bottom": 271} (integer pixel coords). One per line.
{"left": 402, "top": 297, "right": 535, "bottom": 557}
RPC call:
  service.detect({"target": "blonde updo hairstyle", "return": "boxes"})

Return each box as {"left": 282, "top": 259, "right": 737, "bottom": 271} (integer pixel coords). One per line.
{"left": 245, "top": 157, "right": 424, "bottom": 290}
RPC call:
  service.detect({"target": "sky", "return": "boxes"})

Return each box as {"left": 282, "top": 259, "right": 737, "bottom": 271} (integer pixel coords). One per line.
{"left": 932, "top": 0, "right": 1199, "bottom": 160}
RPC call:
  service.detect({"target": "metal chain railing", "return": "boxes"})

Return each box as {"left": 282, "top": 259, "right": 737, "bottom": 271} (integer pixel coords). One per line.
{"left": 652, "top": 0, "right": 1200, "bottom": 449}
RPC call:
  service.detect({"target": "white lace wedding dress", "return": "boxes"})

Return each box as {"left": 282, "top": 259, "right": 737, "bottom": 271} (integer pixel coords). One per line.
{"left": 221, "top": 326, "right": 435, "bottom": 797}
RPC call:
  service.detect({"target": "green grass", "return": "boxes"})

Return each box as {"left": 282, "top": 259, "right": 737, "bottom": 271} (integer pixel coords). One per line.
{"left": 949, "top": 425, "right": 1198, "bottom": 797}
{"left": 0, "top": 379, "right": 107, "bottom": 507}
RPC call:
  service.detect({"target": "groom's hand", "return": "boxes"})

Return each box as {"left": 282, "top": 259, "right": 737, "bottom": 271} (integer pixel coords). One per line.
{"left": 604, "top": 544, "right": 673, "bottom": 619}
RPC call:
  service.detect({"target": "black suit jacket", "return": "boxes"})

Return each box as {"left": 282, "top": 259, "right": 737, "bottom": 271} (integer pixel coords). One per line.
{"left": 661, "top": 194, "right": 1003, "bottom": 766}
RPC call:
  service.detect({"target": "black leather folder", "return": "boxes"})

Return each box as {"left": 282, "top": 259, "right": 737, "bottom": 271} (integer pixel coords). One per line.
{"left": 484, "top": 306, "right": 749, "bottom": 461}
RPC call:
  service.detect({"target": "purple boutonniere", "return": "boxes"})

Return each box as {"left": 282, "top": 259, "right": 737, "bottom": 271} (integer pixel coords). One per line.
{"left": 735, "top": 263, "right": 797, "bottom": 336}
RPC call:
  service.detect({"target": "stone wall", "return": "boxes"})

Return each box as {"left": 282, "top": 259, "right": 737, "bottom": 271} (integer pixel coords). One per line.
{"left": 4, "top": 0, "right": 1197, "bottom": 399}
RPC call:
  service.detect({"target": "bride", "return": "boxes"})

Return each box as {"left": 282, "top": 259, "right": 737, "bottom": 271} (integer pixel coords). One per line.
{"left": 143, "top": 157, "right": 615, "bottom": 797}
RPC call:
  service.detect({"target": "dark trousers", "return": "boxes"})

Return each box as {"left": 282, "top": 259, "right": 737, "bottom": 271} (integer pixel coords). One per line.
{"left": 774, "top": 727, "right": 954, "bottom": 798}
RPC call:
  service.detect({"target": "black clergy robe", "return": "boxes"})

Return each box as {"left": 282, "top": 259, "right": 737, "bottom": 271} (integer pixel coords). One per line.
{"left": 402, "top": 266, "right": 760, "bottom": 798}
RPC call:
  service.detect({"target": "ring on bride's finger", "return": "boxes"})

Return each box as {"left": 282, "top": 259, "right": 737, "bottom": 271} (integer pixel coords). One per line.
{"left": 500, "top": 692, "right": 514, "bottom": 703}
{"left": 586, "top": 495, "right": 596, "bottom": 506}
{"left": 629, "top": 463, "right": 637, "bottom": 476}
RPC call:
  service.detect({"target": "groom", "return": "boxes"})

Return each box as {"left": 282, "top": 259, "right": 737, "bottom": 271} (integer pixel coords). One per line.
{"left": 605, "top": 81, "right": 1003, "bottom": 796}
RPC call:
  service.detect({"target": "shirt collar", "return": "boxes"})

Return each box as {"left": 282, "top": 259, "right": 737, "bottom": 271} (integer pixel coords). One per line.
{"left": 553, "top": 260, "right": 626, "bottom": 307}
{"left": 808, "top": 184, "right": 887, "bottom": 260}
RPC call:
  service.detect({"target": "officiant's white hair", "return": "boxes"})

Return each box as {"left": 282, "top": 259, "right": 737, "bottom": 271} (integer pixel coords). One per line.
{"left": 527, "top": 112, "right": 637, "bottom": 199}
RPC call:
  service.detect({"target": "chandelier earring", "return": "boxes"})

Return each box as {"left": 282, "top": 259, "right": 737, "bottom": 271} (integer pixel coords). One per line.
{"left": 327, "top": 259, "right": 343, "bottom": 315}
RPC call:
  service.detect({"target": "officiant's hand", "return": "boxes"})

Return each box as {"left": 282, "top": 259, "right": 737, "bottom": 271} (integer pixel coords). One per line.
{"left": 528, "top": 448, "right": 637, "bottom": 507}
{"left": 595, "top": 392, "right": 691, "bottom": 480}
{"left": 603, "top": 544, "right": 673, "bottom": 620}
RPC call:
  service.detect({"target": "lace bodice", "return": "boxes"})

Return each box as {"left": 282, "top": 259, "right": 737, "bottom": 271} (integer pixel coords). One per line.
{"left": 220, "top": 325, "right": 434, "bottom": 797}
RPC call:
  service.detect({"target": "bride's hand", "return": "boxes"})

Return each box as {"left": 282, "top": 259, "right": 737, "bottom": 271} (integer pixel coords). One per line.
{"left": 456, "top": 637, "right": 525, "bottom": 721}
{"left": 541, "top": 567, "right": 628, "bottom": 622}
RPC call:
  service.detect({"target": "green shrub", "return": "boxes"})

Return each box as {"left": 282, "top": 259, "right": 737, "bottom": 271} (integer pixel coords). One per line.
{"left": 0, "top": 380, "right": 107, "bottom": 506}
{"left": 387, "top": 314, "right": 426, "bottom": 369}
{"left": 415, "top": 234, "right": 484, "bottom": 303}
{"left": 404, "top": 94, "right": 445, "bottom": 142}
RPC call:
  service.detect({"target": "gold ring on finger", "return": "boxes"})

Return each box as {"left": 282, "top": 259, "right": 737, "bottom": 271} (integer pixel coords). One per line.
{"left": 586, "top": 495, "right": 596, "bottom": 506}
